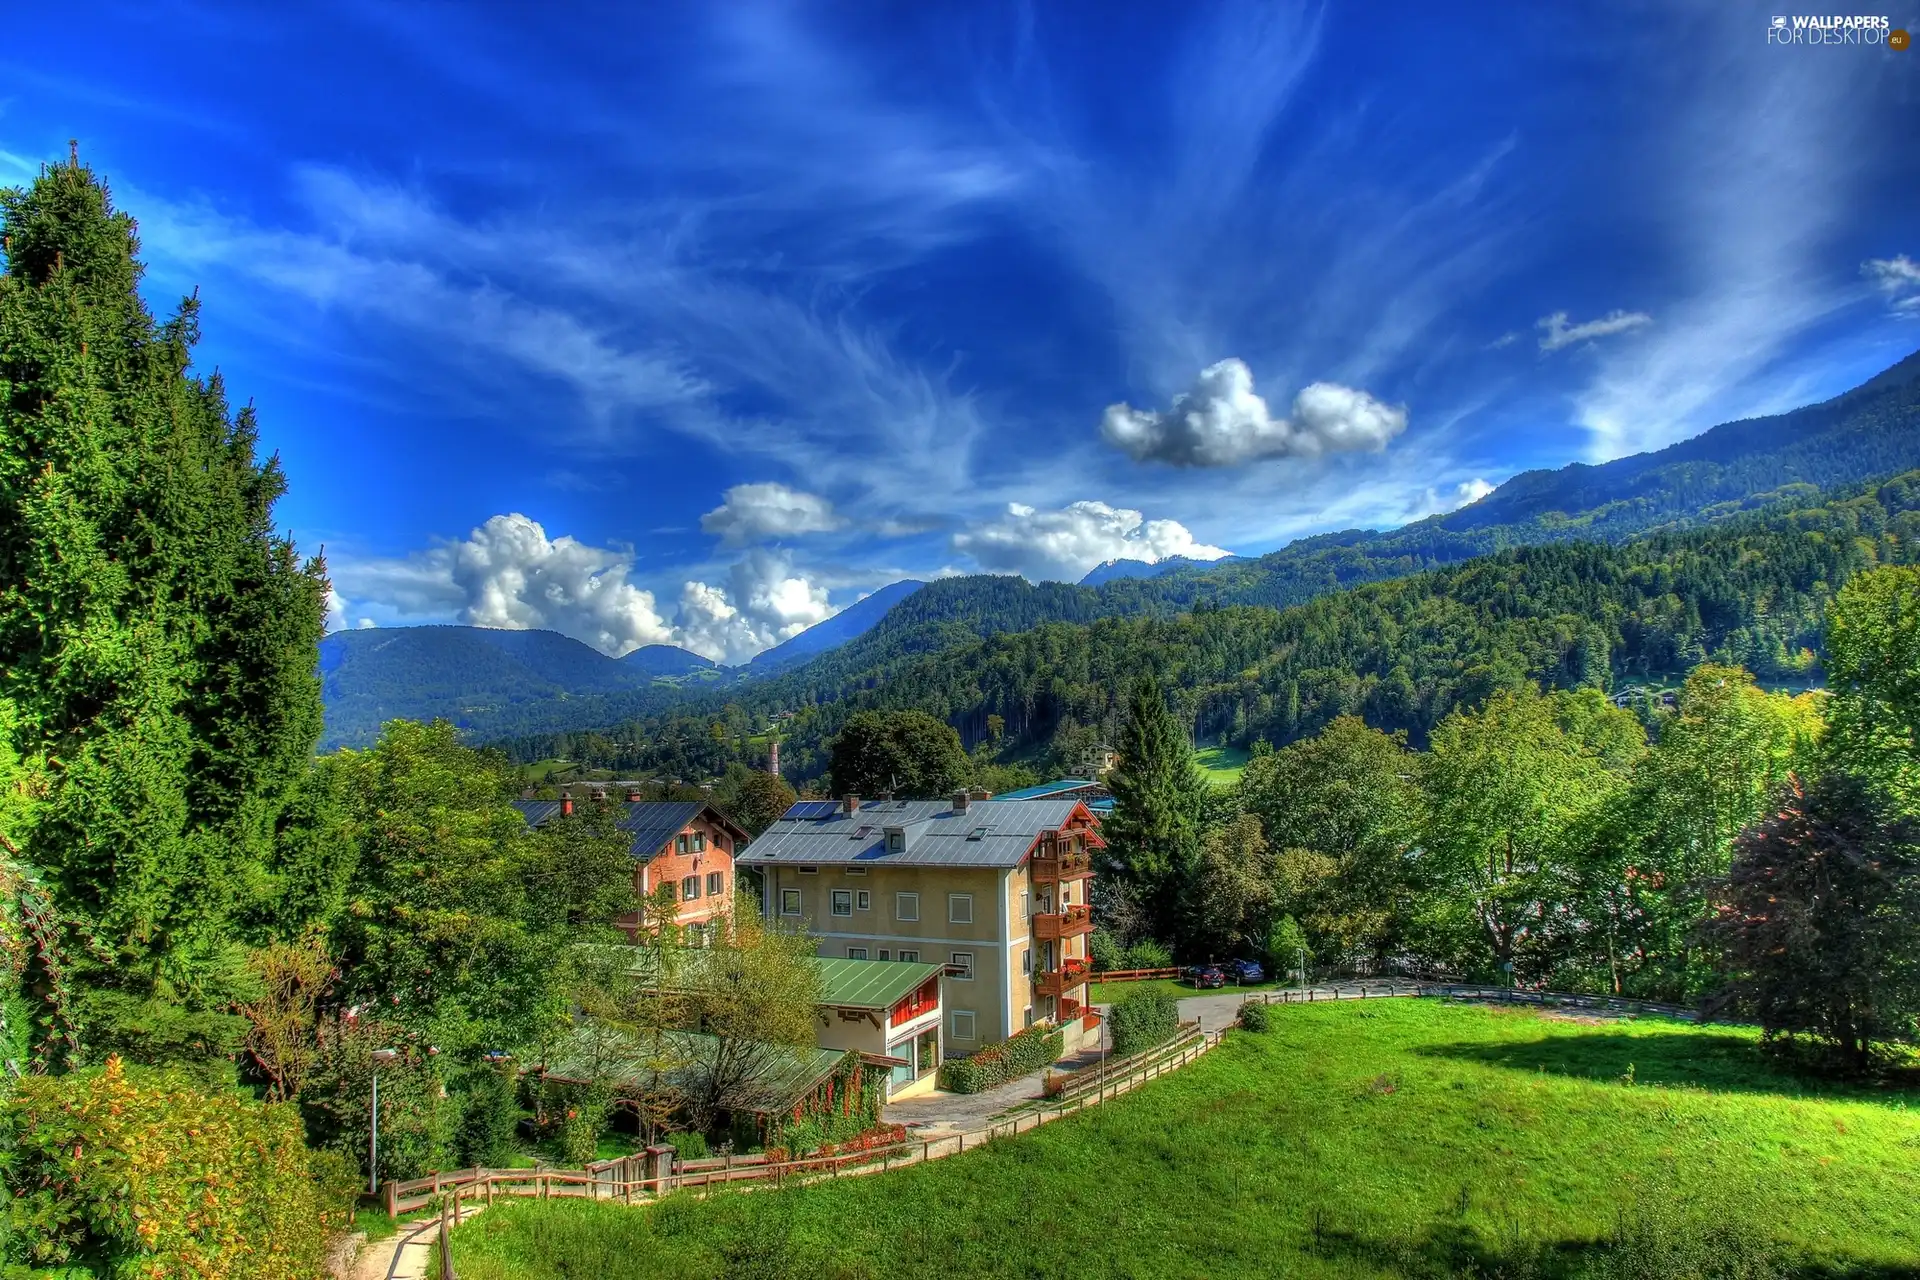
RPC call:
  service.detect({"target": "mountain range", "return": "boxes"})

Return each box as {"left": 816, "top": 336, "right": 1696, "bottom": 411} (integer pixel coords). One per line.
{"left": 321, "top": 349, "right": 1920, "bottom": 753}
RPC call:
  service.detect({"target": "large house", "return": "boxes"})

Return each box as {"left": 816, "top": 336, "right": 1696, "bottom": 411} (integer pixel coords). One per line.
{"left": 513, "top": 796, "right": 749, "bottom": 942}
{"left": 741, "top": 793, "right": 1101, "bottom": 1058}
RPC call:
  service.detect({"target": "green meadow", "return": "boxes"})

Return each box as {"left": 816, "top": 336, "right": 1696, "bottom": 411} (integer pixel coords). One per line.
{"left": 1195, "top": 743, "right": 1251, "bottom": 786}
{"left": 439, "top": 999, "right": 1920, "bottom": 1278}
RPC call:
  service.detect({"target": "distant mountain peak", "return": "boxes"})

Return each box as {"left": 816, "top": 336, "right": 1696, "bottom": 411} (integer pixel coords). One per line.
{"left": 747, "top": 579, "right": 925, "bottom": 670}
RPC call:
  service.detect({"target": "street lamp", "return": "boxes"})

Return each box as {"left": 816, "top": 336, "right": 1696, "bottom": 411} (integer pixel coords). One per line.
{"left": 369, "top": 1048, "right": 399, "bottom": 1195}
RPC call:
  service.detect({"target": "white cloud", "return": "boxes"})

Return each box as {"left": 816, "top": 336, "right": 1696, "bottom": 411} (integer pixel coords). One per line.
{"left": 1536, "top": 310, "right": 1653, "bottom": 353}
{"left": 952, "top": 500, "right": 1230, "bottom": 583}
{"left": 1101, "top": 359, "right": 1407, "bottom": 468}
{"left": 1863, "top": 256, "right": 1920, "bottom": 311}
{"left": 699, "top": 482, "right": 845, "bottom": 546}
{"left": 323, "top": 588, "right": 349, "bottom": 634}
{"left": 1451, "top": 478, "right": 1495, "bottom": 506}
{"left": 677, "top": 550, "right": 836, "bottom": 664}
{"left": 330, "top": 515, "right": 839, "bottom": 664}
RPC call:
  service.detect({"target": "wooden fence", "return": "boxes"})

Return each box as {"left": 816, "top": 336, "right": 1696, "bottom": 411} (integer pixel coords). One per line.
{"left": 1087, "top": 966, "right": 1184, "bottom": 983}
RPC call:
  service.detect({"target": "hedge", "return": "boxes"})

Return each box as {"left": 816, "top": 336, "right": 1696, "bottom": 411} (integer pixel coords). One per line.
{"left": 1108, "top": 991, "right": 1180, "bottom": 1057}
{"left": 1238, "top": 1000, "right": 1271, "bottom": 1033}
{"left": 938, "top": 1023, "right": 1065, "bottom": 1094}
{"left": 6, "top": 1055, "right": 355, "bottom": 1280}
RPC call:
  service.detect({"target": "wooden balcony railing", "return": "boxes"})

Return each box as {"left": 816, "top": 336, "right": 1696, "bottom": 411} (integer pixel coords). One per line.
{"left": 1034, "top": 959, "right": 1092, "bottom": 999}
{"left": 1030, "top": 848, "right": 1094, "bottom": 883}
{"left": 1033, "top": 903, "right": 1094, "bottom": 940}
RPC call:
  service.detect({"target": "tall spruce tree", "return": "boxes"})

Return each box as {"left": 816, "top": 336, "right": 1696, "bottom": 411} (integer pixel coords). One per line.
{"left": 1102, "top": 676, "right": 1208, "bottom": 943}
{"left": 0, "top": 153, "right": 328, "bottom": 1061}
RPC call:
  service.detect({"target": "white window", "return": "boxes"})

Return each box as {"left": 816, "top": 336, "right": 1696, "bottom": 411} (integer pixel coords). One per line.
{"left": 831, "top": 889, "right": 853, "bottom": 917}
{"left": 1020, "top": 948, "right": 1031, "bottom": 976}
{"left": 949, "top": 951, "right": 974, "bottom": 981}
{"left": 681, "top": 876, "right": 700, "bottom": 901}
{"left": 856, "top": 890, "right": 871, "bottom": 911}
{"left": 1021, "top": 890, "right": 1030, "bottom": 919}
{"left": 1024, "top": 1005, "right": 1035, "bottom": 1029}
{"left": 878, "top": 949, "right": 891, "bottom": 961}
{"left": 948, "top": 893, "right": 973, "bottom": 925}
{"left": 849, "top": 947, "right": 869, "bottom": 960}
{"left": 950, "top": 1010, "right": 976, "bottom": 1041}
{"left": 887, "top": 831, "right": 906, "bottom": 852}
{"left": 898, "top": 950, "right": 920, "bottom": 963}
{"left": 675, "top": 834, "right": 690, "bottom": 854}
{"left": 844, "top": 866, "right": 867, "bottom": 876}
{"left": 896, "top": 892, "right": 919, "bottom": 922}
{"left": 693, "top": 832, "right": 706, "bottom": 852}
{"left": 706, "top": 871, "right": 724, "bottom": 897}
{"left": 780, "top": 888, "right": 802, "bottom": 916}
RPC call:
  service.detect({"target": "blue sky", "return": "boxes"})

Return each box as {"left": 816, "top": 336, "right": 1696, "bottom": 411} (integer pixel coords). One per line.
{"left": 6, "top": 1, "right": 1917, "bottom": 661}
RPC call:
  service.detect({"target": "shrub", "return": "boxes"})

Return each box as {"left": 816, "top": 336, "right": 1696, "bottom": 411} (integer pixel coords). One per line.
{"left": 1089, "top": 928, "right": 1125, "bottom": 973}
{"left": 1238, "top": 1000, "right": 1271, "bottom": 1033}
{"left": 938, "top": 1023, "right": 1065, "bottom": 1093}
{"left": 451, "top": 1063, "right": 520, "bottom": 1167}
{"left": 1121, "top": 938, "right": 1174, "bottom": 970}
{"left": 1108, "top": 991, "right": 1180, "bottom": 1057}
{"left": 5, "top": 1056, "right": 352, "bottom": 1280}
{"left": 298, "top": 1021, "right": 449, "bottom": 1183}
{"left": 667, "top": 1130, "right": 709, "bottom": 1161}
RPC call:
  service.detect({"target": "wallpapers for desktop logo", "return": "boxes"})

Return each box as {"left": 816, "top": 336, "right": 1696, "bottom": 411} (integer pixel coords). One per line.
{"left": 1766, "top": 14, "right": 1909, "bottom": 46}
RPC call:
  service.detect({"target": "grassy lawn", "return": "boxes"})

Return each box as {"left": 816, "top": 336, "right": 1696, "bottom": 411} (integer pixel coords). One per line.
{"left": 1195, "top": 744, "right": 1250, "bottom": 786}
{"left": 439, "top": 1000, "right": 1920, "bottom": 1278}
{"left": 1088, "top": 976, "right": 1284, "bottom": 1004}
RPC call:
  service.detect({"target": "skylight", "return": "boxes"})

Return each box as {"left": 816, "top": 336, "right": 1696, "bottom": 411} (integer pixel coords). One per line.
{"left": 967, "top": 826, "right": 990, "bottom": 841}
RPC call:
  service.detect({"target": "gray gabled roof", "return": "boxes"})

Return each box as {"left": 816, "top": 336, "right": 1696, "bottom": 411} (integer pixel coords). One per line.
{"left": 512, "top": 799, "right": 744, "bottom": 862}
{"left": 740, "top": 797, "right": 1086, "bottom": 869}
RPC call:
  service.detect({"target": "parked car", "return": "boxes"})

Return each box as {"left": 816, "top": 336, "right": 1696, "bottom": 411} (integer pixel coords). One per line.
{"left": 1186, "top": 964, "right": 1226, "bottom": 989}
{"left": 1226, "top": 959, "right": 1265, "bottom": 985}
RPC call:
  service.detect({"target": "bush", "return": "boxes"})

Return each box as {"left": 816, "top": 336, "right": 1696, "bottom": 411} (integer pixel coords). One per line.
{"left": 1238, "top": 1000, "right": 1271, "bottom": 1033}
{"left": 667, "top": 1130, "right": 709, "bottom": 1161}
{"left": 1121, "top": 938, "right": 1174, "bottom": 970}
{"left": 5, "top": 1056, "right": 352, "bottom": 1280}
{"left": 1108, "top": 992, "right": 1180, "bottom": 1058}
{"left": 452, "top": 1063, "right": 521, "bottom": 1168}
{"left": 298, "top": 1021, "right": 449, "bottom": 1183}
{"left": 1089, "top": 928, "right": 1125, "bottom": 973}
{"left": 938, "top": 1023, "right": 1065, "bottom": 1093}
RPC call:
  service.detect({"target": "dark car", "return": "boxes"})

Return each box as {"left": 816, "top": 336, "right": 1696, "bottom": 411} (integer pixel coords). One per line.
{"left": 1186, "top": 964, "right": 1226, "bottom": 989}
{"left": 1226, "top": 959, "right": 1265, "bottom": 985}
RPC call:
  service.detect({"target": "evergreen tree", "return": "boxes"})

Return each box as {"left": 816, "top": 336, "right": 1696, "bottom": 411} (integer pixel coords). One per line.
{"left": 0, "top": 154, "right": 328, "bottom": 1060}
{"left": 1103, "top": 676, "right": 1208, "bottom": 941}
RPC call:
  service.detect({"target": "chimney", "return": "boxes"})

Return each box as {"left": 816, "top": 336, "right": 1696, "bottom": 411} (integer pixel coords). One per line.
{"left": 970, "top": 788, "right": 991, "bottom": 801}
{"left": 769, "top": 739, "right": 781, "bottom": 778}
{"left": 560, "top": 793, "right": 574, "bottom": 816}
{"left": 952, "top": 790, "right": 969, "bottom": 814}
{"left": 626, "top": 787, "right": 642, "bottom": 802}
{"left": 842, "top": 795, "right": 861, "bottom": 816}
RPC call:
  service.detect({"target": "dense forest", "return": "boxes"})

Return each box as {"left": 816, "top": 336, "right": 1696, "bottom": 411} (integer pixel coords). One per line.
{"left": 503, "top": 471, "right": 1920, "bottom": 788}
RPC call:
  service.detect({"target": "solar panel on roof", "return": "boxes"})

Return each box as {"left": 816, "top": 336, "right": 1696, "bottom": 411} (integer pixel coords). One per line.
{"left": 787, "top": 800, "right": 839, "bottom": 820}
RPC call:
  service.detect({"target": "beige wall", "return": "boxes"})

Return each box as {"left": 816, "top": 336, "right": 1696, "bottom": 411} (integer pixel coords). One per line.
{"left": 762, "top": 862, "right": 1018, "bottom": 1049}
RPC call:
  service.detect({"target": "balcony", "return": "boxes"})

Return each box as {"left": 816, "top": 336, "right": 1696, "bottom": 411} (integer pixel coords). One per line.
{"left": 1030, "top": 847, "right": 1094, "bottom": 884}
{"left": 1033, "top": 903, "right": 1094, "bottom": 941}
{"left": 1058, "top": 996, "right": 1083, "bottom": 1020}
{"left": 1034, "top": 959, "right": 1091, "bottom": 999}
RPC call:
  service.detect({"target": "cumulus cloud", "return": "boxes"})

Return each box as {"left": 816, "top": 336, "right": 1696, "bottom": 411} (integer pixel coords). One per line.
{"left": 952, "top": 500, "right": 1230, "bottom": 583}
{"left": 699, "top": 482, "right": 845, "bottom": 546}
{"left": 1863, "top": 255, "right": 1920, "bottom": 311}
{"left": 330, "top": 514, "right": 841, "bottom": 664}
{"left": 677, "top": 550, "right": 836, "bottom": 663}
{"left": 322, "top": 588, "right": 374, "bottom": 633}
{"left": 1537, "top": 309, "right": 1652, "bottom": 352}
{"left": 1101, "top": 359, "right": 1407, "bottom": 467}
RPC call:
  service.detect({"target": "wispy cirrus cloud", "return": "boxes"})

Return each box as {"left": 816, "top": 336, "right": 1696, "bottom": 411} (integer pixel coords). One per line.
{"left": 1863, "top": 255, "right": 1920, "bottom": 312}
{"left": 1537, "top": 309, "right": 1652, "bottom": 353}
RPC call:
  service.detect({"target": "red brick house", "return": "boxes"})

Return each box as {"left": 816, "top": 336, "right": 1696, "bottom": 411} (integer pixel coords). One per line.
{"left": 512, "top": 796, "right": 750, "bottom": 943}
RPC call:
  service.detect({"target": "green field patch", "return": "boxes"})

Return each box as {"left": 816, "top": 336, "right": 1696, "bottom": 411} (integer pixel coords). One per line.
{"left": 441, "top": 1000, "right": 1920, "bottom": 1278}
{"left": 1194, "top": 744, "right": 1250, "bottom": 786}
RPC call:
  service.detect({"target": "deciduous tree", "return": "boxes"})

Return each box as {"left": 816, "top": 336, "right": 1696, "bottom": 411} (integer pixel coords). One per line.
{"left": 826, "top": 710, "right": 970, "bottom": 800}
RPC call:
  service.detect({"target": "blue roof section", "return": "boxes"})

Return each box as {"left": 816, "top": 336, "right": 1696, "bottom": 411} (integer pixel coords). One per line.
{"left": 512, "top": 799, "right": 741, "bottom": 862}
{"left": 993, "top": 779, "right": 1099, "bottom": 800}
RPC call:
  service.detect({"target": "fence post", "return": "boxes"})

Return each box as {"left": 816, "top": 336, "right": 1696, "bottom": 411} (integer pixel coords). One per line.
{"left": 437, "top": 1199, "right": 453, "bottom": 1280}
{"left": 384, "top": 1179, "right": 398, "bottom": 1218}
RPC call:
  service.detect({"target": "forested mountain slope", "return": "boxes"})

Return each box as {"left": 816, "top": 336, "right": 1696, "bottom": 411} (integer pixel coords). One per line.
{"left": 502, "top": 471, "right": 1920, "bottom": 786}
{"left": 319, "top": 626, "right": 712, "bottom": 748}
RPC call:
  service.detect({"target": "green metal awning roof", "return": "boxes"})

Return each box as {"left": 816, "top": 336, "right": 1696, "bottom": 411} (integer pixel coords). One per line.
{"left": 541, "top": 1024, "right": 845, "bottom": 1116}
{"left": 812, "top": 957, "right": 944, "bottom": 1010}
